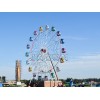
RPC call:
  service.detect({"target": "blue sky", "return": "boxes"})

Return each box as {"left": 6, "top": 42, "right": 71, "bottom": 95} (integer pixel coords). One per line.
{"left": 0, "top": 12, "right": 100, "bottom": 80}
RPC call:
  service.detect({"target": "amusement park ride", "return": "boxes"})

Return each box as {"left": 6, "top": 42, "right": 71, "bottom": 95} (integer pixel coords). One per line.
{"left": 25, "top": 25, "right": 67, "bottom": 86}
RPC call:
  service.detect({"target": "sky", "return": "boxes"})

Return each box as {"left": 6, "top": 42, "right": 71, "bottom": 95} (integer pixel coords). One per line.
{"left": 0, "top": 12, "right": 100, "bottom": 80}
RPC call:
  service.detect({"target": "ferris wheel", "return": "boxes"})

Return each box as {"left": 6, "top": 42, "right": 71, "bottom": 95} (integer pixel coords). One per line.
{"left": 25, "top": 25, "right": 67, "bottom": 81}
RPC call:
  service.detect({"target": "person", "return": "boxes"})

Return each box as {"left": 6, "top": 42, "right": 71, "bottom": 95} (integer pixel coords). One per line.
{"left": 26, "top": 80, "right": 31, "bottom": 87}
{"left": 69, "top": 78, "right": 73, "bottom": 87}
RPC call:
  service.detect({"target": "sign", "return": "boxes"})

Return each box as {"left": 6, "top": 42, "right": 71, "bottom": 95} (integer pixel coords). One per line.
{"left": 17, "top": 82, "right": 21, "bottom": 86}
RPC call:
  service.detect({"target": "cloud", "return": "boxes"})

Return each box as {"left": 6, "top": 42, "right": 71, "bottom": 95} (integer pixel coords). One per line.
{"left": 64, "top": 36, "right": 88, "bottom": 41}
{"left": 1, "top": 54, "right": 100, "bottom": 80}
{"left": 79, "top": 54, "right": 100, "bottom": 61}
{"left": 59, "top": 54, "right": 100, "bottom": 79}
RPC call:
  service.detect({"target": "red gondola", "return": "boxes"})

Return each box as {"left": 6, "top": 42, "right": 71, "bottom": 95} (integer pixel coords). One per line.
{"left": 62, "top": 48, "right": 66, "bottom": 53}
{"left": 57, "top": 31, "right": 61, "bottom": 36}
{"left": 34, "top": 31, "right": 38, "bottom": 35}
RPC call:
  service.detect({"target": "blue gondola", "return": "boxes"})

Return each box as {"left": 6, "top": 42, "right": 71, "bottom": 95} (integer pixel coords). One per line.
{"left": 56, "top": 67, "right": 60, "bottom": 72}
{"left": 60, "top": 39, "right": 64, "bottom": 44}
{"left": 26, "top": 60, "right": 29, "bottom": 65}
{"left": 27, "top": 44, "right": 30, "bottom": 49}
{"left": 51, "top": 26, "right": 56, "bottom": 31}
{"left": 33, "top": 73, "right": 36, "bottom": 77}
{"left": 51, "top": 72, "right": 55, "bottom": 78}
{"left": 25, "top": 52, "right": 29, "bottom": 57}
{"left": 38, "top": 76, "right": 42, "bottom": 80}
{"left": 45, "top": 25, "right": 49, "bottom": 30}
{"left": 29, "top": 37, "right": 33, "bottom": 41}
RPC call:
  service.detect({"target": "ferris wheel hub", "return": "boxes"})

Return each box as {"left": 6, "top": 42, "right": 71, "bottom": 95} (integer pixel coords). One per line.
{"left": 41, "top": 48, "right": 46, "bottom": 53}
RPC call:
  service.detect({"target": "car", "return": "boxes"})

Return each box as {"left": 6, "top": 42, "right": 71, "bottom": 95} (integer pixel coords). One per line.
{"left": 96, "top": 84, "right": 100, "bottom": 87}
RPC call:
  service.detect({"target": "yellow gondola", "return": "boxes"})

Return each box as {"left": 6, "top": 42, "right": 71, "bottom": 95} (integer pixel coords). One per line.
{"left": 28, "top": 67, "right": 32, "bottom": 72}
{"left": 60, "top": 57, "right": 64, "bottom": 63}
{"left": 39, "top": 27, "right": 43, "bottom": 32}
